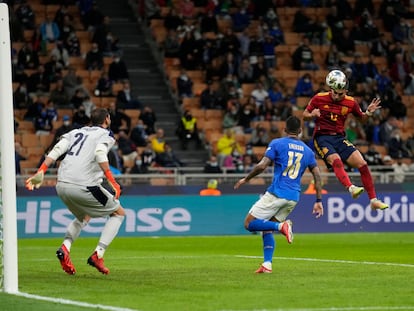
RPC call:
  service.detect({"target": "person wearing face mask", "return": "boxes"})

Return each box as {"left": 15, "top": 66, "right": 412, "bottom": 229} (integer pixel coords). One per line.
{"left": 108, "top": 53, "right": 129, "bottom": 82}
{"left": 303, "top": 69, "right": 388, "bottom": 211}
{"left": 294, "top": 73, "right": 314, "bottom": 97}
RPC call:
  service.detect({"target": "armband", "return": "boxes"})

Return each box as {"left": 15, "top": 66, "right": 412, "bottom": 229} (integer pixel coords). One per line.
{"left": 316, "top": 198, "right": 322, "bottom": 203}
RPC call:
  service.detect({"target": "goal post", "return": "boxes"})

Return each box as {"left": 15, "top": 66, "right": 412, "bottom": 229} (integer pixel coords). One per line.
{"left": 0, "top": 3, "right": 19, "bottom": 293}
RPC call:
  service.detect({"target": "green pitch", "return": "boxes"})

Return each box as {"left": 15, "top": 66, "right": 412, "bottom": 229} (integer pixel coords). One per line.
{"left": 1, "top": 233, "right": 414, "bottom": 311}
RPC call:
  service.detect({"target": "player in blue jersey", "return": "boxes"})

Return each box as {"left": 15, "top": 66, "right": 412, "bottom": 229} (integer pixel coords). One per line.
{"left": 234, "top": 116, "right": 324, "bottom": 273}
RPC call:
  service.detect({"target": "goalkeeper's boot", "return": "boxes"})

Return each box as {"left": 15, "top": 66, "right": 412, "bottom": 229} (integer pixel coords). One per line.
{"left": 255, "top": 262, "right": 272, "bottom": 274}
{"left": 371, "top": 198, "right": 389, "bottom": 210}
{"left": 56, "top": 245, "right": 76, "bottom": 275}
{"left": 348, "top": 185, "right": 364, "bottom": 199}
{"left": 279, "top": 219, "right": 293, "bottom": 244}
{"left": 87, "top": 251, "right": 110, "bottom": 275}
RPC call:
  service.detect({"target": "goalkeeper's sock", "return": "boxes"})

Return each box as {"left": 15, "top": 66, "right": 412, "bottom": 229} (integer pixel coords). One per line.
{"left": 63, "top": 219, "right": 87, "bottom": 250}
{"left": 96, "top": 215, "right": 125, "bottom": 258}
{"left": 247, "top": 219, "right": 278, "bottom": 232}
{"left": 262, "top": 232, "right": 275, "bottom": 263}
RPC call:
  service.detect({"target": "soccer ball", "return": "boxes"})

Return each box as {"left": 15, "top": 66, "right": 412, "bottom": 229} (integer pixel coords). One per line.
{"left": 325, "top": 70, "right": 347, "bottom": 90}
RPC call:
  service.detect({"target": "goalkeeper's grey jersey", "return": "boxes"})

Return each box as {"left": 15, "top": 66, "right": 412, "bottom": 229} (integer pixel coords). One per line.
{"left": 57, "top": 126, "right": 115, "bottom": 186}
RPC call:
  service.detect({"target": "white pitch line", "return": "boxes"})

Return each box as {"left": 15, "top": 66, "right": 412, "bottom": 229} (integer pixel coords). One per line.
{"left": 220, "top": 306, "right": 414, "bottom": 311}
{"left": 236, "top": 255, "right": 414, "bottom": 268}
{"left": 14, "top": 292, "right": 140, "bottom": 311}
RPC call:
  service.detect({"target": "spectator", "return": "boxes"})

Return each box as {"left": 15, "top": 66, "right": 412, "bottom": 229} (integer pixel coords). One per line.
{"left": 40, "top": 13, "right": 61, "bottom": 43}
{"left": 176, "top": 110, "right": 202, "bottom": 150}
{"left": 139, "top": 106, "right": 157, "bottom": 135}
{"left": 18, "top": 42, "right": 39, "bottom": 70}
{"left": 130, "top": 120, "right": 148, "bottom": 147}
{"left": 54, "top": 4, "right": 74, "bottom": 35}
{"left": 250, "top": 124, "right": 270, "bottom": 147}
{"left": 388, "top": 129, "right": 412, "bottom": 159}
{"left": 151, "top": 128, "right": 167, "bottom": 154}
{"left": 200, "top": 9, "right": 218, "bottom": 34}
{"left": 65, "top": 31, "right": 81, "bottom": 57}
{"left": 117, "top": 129, "right": 138, "bottom": 164}
{"left": 15, "top": 2, "right": 35, "bottom": 30}
{"left": 85, "top": 42, "right": 104, "bottom": 71}
{"left": 50, "top": 40, "right": 70, "bottom": 69}
{"left": 363, "top": 143, "right": 384, "bottom": 166}
{"left": 345, "top": 118, "right": 366, "bottom": 145}
{"left": 237, "top": 57, "right": 255, "bottom": 84}
{"left": 72, "top": 105, "right": 91, "bottom": 127}
{"left": 24, "top": 95, "right": 44, "bottom": 121}
{"left": 178, "top": 29, "right": 201, "bottom": 70}
{"left": 62, "top": 67, "right": 84, "bottom": 98}
{"left": 92, "top": 15, "right": 111, "bottom": 52}
{"left": 392, "top": 17, "right": 411, "bottom": 44}
{"left": 70, "top": 88, "right": 87, "bottom": 110}
{"left": 156, "top": 143, "right": 184, "bottom": 168}
{"left": 27, "top": 65, "right": 50, "bottom": 94}
{"left": 163, "top": 29, "right": 181, "bottom": 58}
{"left": 251, "top": 81, "right": 269, "bottom": 110}
{"left": 82, "top": 1, "right": 104, "bottom": 32}
{"left": 44, "top": 54, "right": 64, "bottom": 83}
{"left": 204, "top": 155, "right": 223, "bottom": 173}
{"left": 176, "top": 69, "right": 194, "bottom": 98}
{"left": 238, "top": 100, "right": 256, "bottom": 133}
{"left": 116, "top": 80, "right": 141, "bottom": 109}
{"left": 108, "top": 53, "right": 129, "bottom": 82}
{"left": 59, "top": 15, "right": 76, "bottom": 44}
{"left": 389, "top": 53, "right": 410, "bottom": 85}
{"left": 81, "top": 95, "right": 97, "bottom": 118}
{"left": 199, "top": 179, "right": 222, "bottom": 196}
{"left": 222, "top": 101, "right": 241, "bottom": 132}
{"left": 294, "top": 73, "right": 314, "bottom": 97}
{"left": 163, "top": 8, "right": 184, "bottom": 31}
{"left": 216, "top": 129, "right": 243, "bottom": 165}
{"left": 94, "top": 70, "right": 113, "bottom": 97}
{"left": 391, "top": 156, "right": 410, "bottom": 183}
{"left": 34, "top": 105, "right": 53, "bottom": 135}
{"left": 370, "top": 33, "right": 391, "bottom": 57}
{"left": 334, "top": 28, "right": 356, "bottom": 56}
{"left": 268, "top": 120, "right": 282, "bottom": 140}
{"left": 13, "top": 81, "right": 31, "bottom": 109}
{"left": 108, "top": 101, "right": 131, "bottom": 134}
{"left": 292, "top": 37, "right": 319, "bottom": 71}
{"left": 231, "top": 6, "right": 251, "bottom": 33}
{"left": 179, "top": 0, "right": 195, "bottom": 20}
{"left": 349, "top": 53, "right": 369, "bottom": 84}
{"left": 200, "top": 80, "right": 222, "bottom": 109}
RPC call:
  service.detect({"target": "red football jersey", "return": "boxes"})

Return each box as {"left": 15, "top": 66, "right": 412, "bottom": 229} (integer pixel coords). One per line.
{"left": 305, "top": 92, "right": 363, "bottom": 136}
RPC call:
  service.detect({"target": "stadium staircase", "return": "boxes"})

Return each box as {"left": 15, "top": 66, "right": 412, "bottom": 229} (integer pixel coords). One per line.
{"left": 97, "top": 0, "right": 209, "bottom": 168}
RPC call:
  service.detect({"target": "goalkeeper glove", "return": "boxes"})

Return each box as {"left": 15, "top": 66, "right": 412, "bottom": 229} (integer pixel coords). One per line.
{"left": 104, "top": 169, "right": 121, "bottom": 199}
{"left": 25, "top": 163, "right": 48, "bottom": 191}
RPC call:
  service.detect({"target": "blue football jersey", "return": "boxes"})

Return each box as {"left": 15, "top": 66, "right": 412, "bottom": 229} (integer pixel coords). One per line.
{"left": 265, "top": 137, "right": 317, "bottom": 201}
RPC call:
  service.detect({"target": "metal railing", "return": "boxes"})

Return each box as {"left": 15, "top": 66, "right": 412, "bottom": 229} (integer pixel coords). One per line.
{"left": 16, "top": 166, "right": 414, "bottom": 187}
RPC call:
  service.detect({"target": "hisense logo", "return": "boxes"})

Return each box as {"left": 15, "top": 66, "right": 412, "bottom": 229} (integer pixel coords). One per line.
{"left": 17, "top": 203, "right": 191, "bottom": 234}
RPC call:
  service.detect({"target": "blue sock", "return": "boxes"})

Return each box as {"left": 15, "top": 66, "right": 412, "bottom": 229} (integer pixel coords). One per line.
{"left": 262, "top": 232, "right": 275, "bottom": 263}
{"left": 248, "top": 219, "right": 279, "bottom": 232}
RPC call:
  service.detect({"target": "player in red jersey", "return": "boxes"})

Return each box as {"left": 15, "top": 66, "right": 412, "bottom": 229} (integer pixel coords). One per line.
{"left": 303, "top": 70, "right": 388, "bottom": 210}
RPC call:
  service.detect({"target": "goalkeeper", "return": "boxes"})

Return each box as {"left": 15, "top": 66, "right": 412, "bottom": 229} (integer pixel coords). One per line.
{"left": 26, "top": 108, "right": 125, "bottom": 275}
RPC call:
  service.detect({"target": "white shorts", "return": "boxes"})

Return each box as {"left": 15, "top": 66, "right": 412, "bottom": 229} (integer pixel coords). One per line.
{"left": 56, "top": 182, "right": 121, "bottom": 221}
{"left": 249, "top": 191, "right": 297, "bottom": 222}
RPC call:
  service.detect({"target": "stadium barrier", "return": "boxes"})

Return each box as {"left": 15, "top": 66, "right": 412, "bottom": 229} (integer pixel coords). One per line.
{"left": 16, "top": 192, "right": 414, "bottom": 238}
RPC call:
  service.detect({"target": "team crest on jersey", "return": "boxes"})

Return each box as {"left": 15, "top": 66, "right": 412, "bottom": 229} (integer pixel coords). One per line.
{"left": 324, "top": 104, "right": 330, "bottom": 109}
{"left": 341, "top": 107, "right": 348, "bottom": 115}
{"left": 322, "top": 147, "right": 329, "bottom": 155}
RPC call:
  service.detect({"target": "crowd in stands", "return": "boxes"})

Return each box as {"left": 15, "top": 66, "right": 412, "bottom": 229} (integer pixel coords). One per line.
{"left": 144, "top": 0, "right": 414, "bottom": 180}
{"left": 10, "top": 0, "right": 414, "bottom": 184}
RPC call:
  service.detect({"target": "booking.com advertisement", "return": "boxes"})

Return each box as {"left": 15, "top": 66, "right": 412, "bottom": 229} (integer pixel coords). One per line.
{"left": 16, "top": 193, "right": 414, "bottom": 238}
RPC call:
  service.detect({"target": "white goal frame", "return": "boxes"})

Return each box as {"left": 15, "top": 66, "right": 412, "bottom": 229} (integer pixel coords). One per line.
{"left": 0, "top": 3, "right": 19, "bottom": 293}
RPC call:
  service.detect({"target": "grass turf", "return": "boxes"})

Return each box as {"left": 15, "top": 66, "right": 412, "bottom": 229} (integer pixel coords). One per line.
{"left": 1, "top": 232, "right": 414, "bottom": 311}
